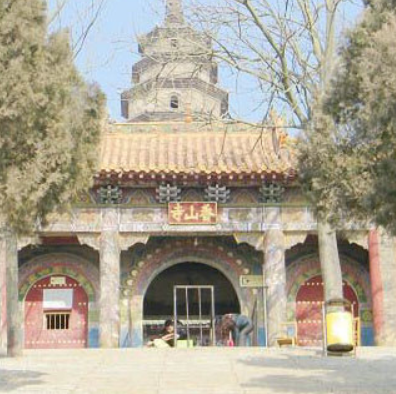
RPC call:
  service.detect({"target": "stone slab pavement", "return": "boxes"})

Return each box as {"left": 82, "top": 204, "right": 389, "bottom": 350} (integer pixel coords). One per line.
{"left": 0, "top": 347, "right": 396, "bottom": 394}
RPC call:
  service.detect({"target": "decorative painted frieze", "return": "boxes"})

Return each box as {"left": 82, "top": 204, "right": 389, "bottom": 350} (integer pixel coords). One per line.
{"left": 36, "top": 206, "right": 370, "bottom": 235}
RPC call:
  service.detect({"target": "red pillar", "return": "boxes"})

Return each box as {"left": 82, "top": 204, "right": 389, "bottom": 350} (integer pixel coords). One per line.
{"left": 368, "top": 230, "right": 384, "bottom": 344}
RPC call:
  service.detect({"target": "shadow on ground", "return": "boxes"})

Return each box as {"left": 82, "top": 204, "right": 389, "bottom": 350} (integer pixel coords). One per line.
{"left": 0, "top": 369, "right": 46, "bottom": 392}
{"left": 237, "top": 352, "right": 396, "bottom": 394}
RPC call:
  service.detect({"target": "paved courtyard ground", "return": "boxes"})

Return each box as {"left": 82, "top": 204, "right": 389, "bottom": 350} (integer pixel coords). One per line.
{"left": 0, "top": 347, "right": 396, "bottom": 394}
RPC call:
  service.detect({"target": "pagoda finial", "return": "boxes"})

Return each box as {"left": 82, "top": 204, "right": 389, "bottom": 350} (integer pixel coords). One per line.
{"left": 165, "top": 0, "right": 184, "bottom": 25}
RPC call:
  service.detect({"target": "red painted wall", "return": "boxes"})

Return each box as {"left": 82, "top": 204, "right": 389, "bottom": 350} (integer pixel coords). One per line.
{"left": 25, "top": 276, "right": 88, "bottom": 349}
{"left": 296, "top": 275, "right": 359, "bottom": 346}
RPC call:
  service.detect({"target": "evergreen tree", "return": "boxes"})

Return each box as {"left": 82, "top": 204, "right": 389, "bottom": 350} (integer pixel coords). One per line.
{"left": 0, "top": 0, "right": 105, "bottom": 234}
{"left": 300, "top": 0, "right": 396, "bottom": 233}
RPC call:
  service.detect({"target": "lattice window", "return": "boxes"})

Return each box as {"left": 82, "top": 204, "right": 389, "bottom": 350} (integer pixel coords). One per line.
{"left": 260, "top": 183, "right": 285, "bottom": 203}
{"left": 45, "top": 313, "right": 70, "bottom": 330}
{"left": 170, "top": 95, "right": 179, "bottom": 109}
{"left": 205, "top": 184, "right": 230, "bottom": 203}
{"left": 132, "top": 70, "right": 140, "bottom": 83}
{"left": 98, "top": 185, "right": 122, "bottom": 204}
{"left": 170, "top": 38, "right": 178, "bottom": 49}
{"left": 156, "top": 184, "right": 181, "bottom": 203}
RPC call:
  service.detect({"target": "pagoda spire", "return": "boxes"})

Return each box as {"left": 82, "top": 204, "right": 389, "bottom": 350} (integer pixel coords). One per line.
{"left": 165, "top": 0, "right": 184, "bottom": 25}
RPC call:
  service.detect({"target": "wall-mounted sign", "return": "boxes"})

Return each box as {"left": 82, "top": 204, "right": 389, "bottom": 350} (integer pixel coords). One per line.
{"left": 168, "top": 202, "right": 217, "bottom": 225}
{"left": 50, "top": 276, "right": 66, "bottom": 286}
{"left": 240, "top": 275, "right": 264, "bottom": 288}
{"left": 43, "top": 289, "right": 73, "bottom": 310}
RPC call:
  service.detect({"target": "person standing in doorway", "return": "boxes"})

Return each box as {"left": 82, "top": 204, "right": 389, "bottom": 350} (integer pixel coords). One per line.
{"left": 222, "top": 314, "right": 253, "bottom": 346}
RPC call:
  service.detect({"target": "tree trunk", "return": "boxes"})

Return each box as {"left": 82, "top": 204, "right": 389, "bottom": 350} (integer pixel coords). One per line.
{"left": 5, "top": 230, "right": 23, "bottom": 356}
{"left": 317, "top": 215, "right": 343, "bottom": 306}
{"left": 0, "top": 232, "right": 6, "bottom": 351}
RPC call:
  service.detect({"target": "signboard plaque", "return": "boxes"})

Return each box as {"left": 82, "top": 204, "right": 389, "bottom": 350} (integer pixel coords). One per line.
{"left": 168, "top": 202, "right": 217, "bottom": 225}
{"left": 50, "top": 276, "right": 66, "bottom": 286}
{"left": 240, "top": 275, "right": 264, "bottom": 288}
{"left": 43, "top": 289, "right": 73, "bottom": 310}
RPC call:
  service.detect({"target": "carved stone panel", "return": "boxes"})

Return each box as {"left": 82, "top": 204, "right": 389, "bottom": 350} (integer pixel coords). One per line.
{"left": 343, "top": 231, "right": 369, "bottom": 250}
{"left": 233, "top": 233, "right": 264, "bottom": 251}
{"left": 118, "top": 234, "right": 150, "bottom": 251}
{"left": 77, "top": 234, "right": 101, "bottom": 251}
{"left": 284, "top": 232, "right": 309, "bottom": 250}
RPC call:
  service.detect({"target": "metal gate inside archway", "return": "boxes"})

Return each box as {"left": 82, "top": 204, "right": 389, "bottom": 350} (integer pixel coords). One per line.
{"left": 143, "top": 262, "right": 240, "bottom": 345}
{"left": 24, "top": 275, "right": 88, "bottom": 349}
{"left": 296, "top": 275, "right": 359, "bottom": 346}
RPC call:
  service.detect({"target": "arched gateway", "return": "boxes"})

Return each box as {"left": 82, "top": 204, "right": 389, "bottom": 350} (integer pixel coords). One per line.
{"left": 143, "top": 262, "right": 241, "bottom": 344}
{"left": 25, "top": 275, "right": 88, "bottom": 349}
{"left": 125, "top": 238, "right": 254, "bottom": 347}
{"left": 287, "top": 254, "right": 373, "bottom": 347}
{"left": 296, "top": 275, "right": 359, "bottom": 346}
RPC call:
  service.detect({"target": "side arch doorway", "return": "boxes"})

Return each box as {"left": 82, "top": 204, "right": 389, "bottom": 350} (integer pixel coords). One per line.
{"left": 296, "top": 275, "right": 359, "bottom": 347}
{"left": 24, "top": 275, "right": 88, "bottom": 349}
{"left": 143, "top": 262, "right": 241, "bottom": 344}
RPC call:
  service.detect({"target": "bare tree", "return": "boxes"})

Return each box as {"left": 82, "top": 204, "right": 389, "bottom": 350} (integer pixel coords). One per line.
{"left": 184, "top": 0, "right": 364, "bottom": 305}
{"left": 48, "top": 0, "right": 107, "bottom": 58}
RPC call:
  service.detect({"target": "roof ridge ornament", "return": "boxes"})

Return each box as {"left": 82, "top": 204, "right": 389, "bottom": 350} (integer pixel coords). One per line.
{"left": 165, "top": 0, "right": 184, "bottom": 25}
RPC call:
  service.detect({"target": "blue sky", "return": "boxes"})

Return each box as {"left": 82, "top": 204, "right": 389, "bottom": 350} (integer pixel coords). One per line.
{"left": 49, "top": 0, "right": 158, "bottom": 120}
{"left": 49, "top": 0, "right": 364, "bottom": 122}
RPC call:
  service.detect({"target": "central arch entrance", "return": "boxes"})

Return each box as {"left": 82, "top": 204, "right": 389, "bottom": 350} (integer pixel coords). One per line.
{"left": 143, "top": 262, "right": 240, "bottom": 344}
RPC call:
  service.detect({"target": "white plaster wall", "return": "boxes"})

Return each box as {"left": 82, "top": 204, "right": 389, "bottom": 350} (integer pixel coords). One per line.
{"left": 143, "top": 34, "right": 209, "bottom": 58}
{"left": 128, "top": 88, "right": 222, "bottom": 119}
{"left": 139, "top": 63, "right": 212, "bottom": 84}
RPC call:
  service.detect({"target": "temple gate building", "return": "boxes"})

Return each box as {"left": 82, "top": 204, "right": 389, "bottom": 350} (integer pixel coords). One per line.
{"left": 1, "top": 0, "right": 395, "bottom": 351}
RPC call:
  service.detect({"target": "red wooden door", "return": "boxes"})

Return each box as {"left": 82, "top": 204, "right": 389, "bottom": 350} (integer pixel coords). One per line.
{"left": 25, "top": 276, "right": 88, "bottom": 349}
{"left": 296, "top": 275, "right": 358, "bottom": 347}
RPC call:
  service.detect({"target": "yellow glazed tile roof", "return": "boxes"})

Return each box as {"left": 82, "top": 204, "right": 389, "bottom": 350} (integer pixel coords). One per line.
{"left": 99, "top": 122, "right": 295, "bottom": 176}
